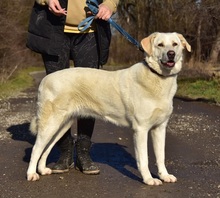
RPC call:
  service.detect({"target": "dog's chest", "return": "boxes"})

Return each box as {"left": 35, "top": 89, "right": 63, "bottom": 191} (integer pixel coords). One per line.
{"left": 150, "top": 101, "right": 173, "bottom": 126}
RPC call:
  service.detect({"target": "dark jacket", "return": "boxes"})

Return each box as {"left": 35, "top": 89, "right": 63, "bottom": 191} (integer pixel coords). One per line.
{"left": 26, "top": 1, "right": 111, "bottom": 65}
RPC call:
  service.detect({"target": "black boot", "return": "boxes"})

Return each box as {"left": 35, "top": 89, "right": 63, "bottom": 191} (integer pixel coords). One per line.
{"left": 75, "top": 135, "right": 100, "bottom": 175}
{"left": 52, "top": 130, "right": 74, "bottom": 174}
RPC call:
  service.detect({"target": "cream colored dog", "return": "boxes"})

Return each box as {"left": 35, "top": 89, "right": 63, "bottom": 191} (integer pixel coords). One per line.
{"left": 27, "top": 32, "right": 191, "bottom": 185}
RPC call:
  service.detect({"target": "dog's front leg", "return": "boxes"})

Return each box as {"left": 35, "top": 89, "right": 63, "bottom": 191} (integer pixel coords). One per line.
{"left": 133, "top": 129, "right": 162, "bottom": 185}
{"left": 151, "top": 122, "right": 177, "bottom": 183}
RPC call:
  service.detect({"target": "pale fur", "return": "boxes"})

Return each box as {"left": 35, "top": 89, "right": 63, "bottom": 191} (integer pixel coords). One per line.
{"left": 27, "top": 32, "right": 191, "bottom": 185}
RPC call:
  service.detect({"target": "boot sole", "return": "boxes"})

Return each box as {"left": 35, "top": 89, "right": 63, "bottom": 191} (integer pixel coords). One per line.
{"left": 52, "top": 169, "right": 69, "bottom": 174}
{"left": 52, "top": 163, "right": 75, "bottom": 174}
{"left": 75, "top": 166, "right": 100, "bottom": 175}
{"left": 83, "top": 169, "right": 100, "bottom": 175}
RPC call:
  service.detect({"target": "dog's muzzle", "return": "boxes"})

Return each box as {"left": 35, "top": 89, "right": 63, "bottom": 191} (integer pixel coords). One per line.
{"left": 161, "top": 50, "right": 176, "bottom": 68}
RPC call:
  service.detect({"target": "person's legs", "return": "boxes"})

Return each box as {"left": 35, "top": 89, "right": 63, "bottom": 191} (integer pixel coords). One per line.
{"left": 70, "top": 32, "right": 100, "bottom": 174}
{"left": 51, "top": 129, "right": 74, "bottom": 173}
{"left": 76, "top": 119, "right": 100, "bottom": 174}
{"left": 41, "top": 36, "right": 74, "bottom": 173}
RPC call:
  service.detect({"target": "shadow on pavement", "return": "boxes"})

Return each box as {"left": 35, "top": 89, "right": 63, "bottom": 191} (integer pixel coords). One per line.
{"left": 92, "top": 143, "right": 142, "bottom": 183}
{"left": 6, "top": 123, "right": 142, "bottom": 183}
{"left": 7, "top": 122, "right": 35, "bottom": 145}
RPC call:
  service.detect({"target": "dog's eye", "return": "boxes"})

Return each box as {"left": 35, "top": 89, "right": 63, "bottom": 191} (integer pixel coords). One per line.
{"left": 173, "top": 42, "right": 178, "bottom": 47}
{"left": 158, "top": 43, "right": 164, "bottom": 47}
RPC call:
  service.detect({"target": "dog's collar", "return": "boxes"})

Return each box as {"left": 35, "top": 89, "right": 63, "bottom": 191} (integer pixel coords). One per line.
{"left": 142, "top": 59, "right": 177, "bottom": 77}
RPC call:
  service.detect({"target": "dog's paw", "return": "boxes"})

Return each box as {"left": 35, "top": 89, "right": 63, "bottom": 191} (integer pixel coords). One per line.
{"left": 39, "top": 167, "right": 52, "bottom": 176}
{"left": 160, "top": 174, "right": 177, "bottom": 183}
{"left": 27, "top": 173, "right": 40, "bottom": 181}
{"left": 144, "top": 178, "right": 163, "bottom": 186}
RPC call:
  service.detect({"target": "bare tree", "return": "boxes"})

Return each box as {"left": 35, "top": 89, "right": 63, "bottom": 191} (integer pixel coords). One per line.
{"left": 210, "top": 29, "right": 220, "bottom": 63}
{"left": 0, "top": 0, "right": 220, "bottom": 80}
{"left": 109, "top": 0, "right": 220, "bottom": 65}
{"left": 0, "top": 0, "right": 40, "bottom": 82}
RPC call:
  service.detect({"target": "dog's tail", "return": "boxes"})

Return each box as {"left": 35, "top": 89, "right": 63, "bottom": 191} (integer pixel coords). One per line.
{"left": 29, "top": 116, "right": 38, "bottom": 135}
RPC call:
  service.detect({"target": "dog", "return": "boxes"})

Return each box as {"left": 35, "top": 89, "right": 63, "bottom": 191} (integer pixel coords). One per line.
{"left": 27, "top": 32, "right": 191, "bottom": 185}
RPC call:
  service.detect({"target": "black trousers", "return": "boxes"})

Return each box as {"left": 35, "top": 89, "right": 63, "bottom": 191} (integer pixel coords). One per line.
{"left": 42, "top": 32, "right": 99, "bottom": 140}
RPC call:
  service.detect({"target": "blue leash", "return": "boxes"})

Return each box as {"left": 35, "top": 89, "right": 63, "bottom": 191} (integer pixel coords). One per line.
{"left": 78, "top": 0, "right": 144, "bottom": 52}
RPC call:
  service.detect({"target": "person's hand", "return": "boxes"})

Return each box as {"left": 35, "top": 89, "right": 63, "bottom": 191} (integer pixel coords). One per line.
{"left": 96, "top": 4, "right": 112, "bottom": 20}
{"left": 47, "top": 0, "right": 67, "bottom": 16}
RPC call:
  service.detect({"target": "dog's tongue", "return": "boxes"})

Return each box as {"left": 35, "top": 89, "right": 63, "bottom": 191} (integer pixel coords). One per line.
{"left": 166, "top": 61, "right": 175, "bottom": 67}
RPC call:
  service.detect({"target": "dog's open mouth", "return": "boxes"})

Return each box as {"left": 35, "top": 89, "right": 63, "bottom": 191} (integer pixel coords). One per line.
{"left": 161, "top": 60, "right": 175, "bottom": 68}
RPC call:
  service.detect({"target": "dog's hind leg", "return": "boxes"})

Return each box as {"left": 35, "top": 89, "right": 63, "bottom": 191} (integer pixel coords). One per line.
{"left": 27, "top": 131, "right": 53, "bottom": 181}
{"left": 37, "top": 119, "right": 74, "bottom": 176}
{"left": 133, "top": 128, "right": 163, "bottom": 186}
{"left": 27, "top": 113, "right": 72, "bottom": 181}
{"left": 151, "top": 121, "right": 177, "bottom": 183}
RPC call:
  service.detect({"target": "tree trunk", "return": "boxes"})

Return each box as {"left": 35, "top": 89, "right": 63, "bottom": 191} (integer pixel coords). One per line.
{"left": 195, "top": 17, "right": 202, "bottom": 62}
{"left": 209, "top": 29, "right": 220, "bottom": 63}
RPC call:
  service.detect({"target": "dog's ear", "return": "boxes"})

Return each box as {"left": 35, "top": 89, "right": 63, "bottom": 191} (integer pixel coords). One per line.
{"left": 141, "top": 33, "right": 158, "bottom": 56}
{"left": 177, "top": 33, "right": 191, "bottom": 52}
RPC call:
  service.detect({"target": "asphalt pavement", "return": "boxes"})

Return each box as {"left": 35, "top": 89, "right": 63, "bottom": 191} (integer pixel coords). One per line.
{"left": 0, "top": 71, "right": 219, "bottom": 198}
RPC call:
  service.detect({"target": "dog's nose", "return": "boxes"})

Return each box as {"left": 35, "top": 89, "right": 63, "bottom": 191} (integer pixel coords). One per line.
{"left": 167, "top": 50, "right": 175, "bottom": 60}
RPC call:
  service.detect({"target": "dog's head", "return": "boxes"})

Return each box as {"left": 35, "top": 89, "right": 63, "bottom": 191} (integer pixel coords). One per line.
{"left": 141, "top": 32, "right": 191, "bottom": 76}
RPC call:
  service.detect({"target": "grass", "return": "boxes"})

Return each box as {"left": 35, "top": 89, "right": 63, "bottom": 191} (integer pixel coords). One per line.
{"left": 0, "top": 66, "right": 44, "bottom": 100}
{"left": 0, "top": 66, "right": 219, "bottom": 105}
{"left": 176, "top": 78, "right": 220, "bottom": 104}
